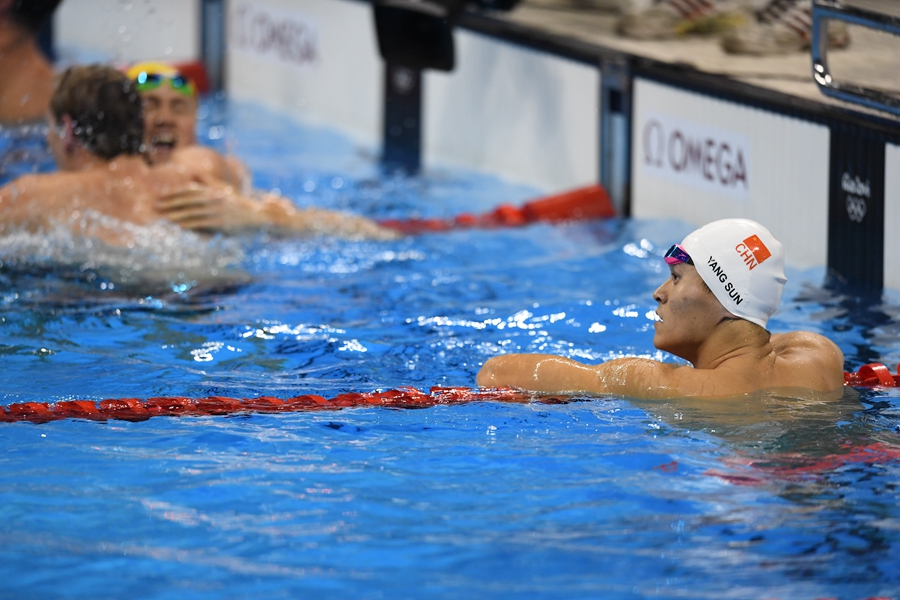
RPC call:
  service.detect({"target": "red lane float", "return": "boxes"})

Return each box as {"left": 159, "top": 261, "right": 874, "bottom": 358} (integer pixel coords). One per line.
{"left": 844, "top": 362, "right": 900, "bottom": 388}
{"left": 0, "top": 363, "right": 895, "bottom": 425}
{"left": 0, "top": 387, "right": 546, "bottom": 425}
{"left": 380, "top": 184, "right": 615, "bottom": 235}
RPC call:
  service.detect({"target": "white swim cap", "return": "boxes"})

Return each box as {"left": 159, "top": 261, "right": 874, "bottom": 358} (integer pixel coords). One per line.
{"left": 680, "top": 219, "right": 786, "bottom": 329}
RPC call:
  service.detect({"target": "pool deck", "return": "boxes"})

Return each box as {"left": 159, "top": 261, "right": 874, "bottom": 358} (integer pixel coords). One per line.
{"left": 484, "top": 0, "right": 900, "bottom": 124}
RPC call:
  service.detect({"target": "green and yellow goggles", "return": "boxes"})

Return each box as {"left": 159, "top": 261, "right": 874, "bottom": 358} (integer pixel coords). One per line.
{"left": 126, "top": 62, "right": 196, "bottom": 97}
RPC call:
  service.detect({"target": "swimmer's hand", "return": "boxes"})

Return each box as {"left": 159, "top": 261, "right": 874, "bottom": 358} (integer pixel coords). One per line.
{"left": 157, "top": 184, "right": 399, "bottom": 240}
{"left": 156, "top": 183, "right": 268, "bottom": 233}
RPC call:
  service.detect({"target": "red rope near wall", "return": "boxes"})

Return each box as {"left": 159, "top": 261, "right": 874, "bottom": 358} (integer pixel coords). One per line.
{"left": 380, "top": 184, "right": 615, "bottom": 235}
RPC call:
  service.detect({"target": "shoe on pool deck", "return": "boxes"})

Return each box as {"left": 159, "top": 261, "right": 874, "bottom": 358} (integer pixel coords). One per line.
{"left": 617, "top": 0, "right": 752, "bottom": 40}
{"left": 721, "top": 0, "right": 851, "bottom": 55}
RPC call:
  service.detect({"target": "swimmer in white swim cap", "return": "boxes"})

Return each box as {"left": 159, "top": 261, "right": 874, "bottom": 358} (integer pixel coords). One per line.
{"left": 478, "top": 219, "right": 844, "bottom": 400}
{"left": 675, "top": 218, "right": 786, "bottom": 329}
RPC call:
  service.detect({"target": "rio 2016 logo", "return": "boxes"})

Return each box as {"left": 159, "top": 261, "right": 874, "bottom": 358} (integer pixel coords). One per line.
{"left": 842, "top": 172, "right": 869, "bottom": 223}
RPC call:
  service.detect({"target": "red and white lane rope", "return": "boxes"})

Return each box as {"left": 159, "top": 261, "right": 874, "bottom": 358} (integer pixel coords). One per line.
{"left": 0, "top": 363, "right": 896, "bottom": 425}
{"left": 0, "top": 386, "right": 556, "bottom": 424}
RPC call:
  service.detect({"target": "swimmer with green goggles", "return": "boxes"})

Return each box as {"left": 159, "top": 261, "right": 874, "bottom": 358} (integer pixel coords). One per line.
{"left": 125, "top": 61, "right": 200, "bottom": 167}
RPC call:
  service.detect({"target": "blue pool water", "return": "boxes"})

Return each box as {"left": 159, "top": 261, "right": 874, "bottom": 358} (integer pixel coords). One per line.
{"left": 1, "top": 100, "right": 900, "bottom": 600}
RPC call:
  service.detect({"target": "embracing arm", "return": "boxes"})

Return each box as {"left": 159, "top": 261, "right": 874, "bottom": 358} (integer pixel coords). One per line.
{"left": 160, "top": 146, "right": 397, "bottom": 239}
{"left": 156, "top": 185, "right": 398, "bottom": 240}
{"left": 249, "top": 192, "right": 398, "bottom": 240}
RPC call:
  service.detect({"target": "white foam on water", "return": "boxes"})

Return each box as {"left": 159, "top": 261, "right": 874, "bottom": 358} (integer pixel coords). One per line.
{"left": 0, "top": 210, "right": 248, "bottom": 293}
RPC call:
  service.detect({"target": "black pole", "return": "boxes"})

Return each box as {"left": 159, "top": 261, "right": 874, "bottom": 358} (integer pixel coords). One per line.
{"left": 382, "top": 63, "right": 422, "bottom": 175}
{"left": 600, "top": 58, "right": 632, "bottom": 217}
{"left": 201, "top": 0, "right": 226, "bottom": 93}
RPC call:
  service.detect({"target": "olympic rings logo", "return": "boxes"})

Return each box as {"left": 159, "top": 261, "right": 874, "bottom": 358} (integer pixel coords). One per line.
{"left": 846, "top": 195, "right": 867, "bottom": 223}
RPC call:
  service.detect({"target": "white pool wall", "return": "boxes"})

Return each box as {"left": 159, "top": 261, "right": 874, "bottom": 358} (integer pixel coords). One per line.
{"left": 424, "top": 30, "right": 599, "bottom": 194}
{"left": 55, "top": 0, "right": 200, "bottom": 64}
{"left": 225, "top": 0, "right": 381, "bottom": 151}
{"left": 225, "top": 0, "right": 599, "bottom": 193}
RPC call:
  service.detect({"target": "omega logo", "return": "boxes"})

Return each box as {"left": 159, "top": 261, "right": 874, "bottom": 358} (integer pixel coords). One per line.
{"left": 841, "top": 172, "right": 869, "bottom": 223}
{"left": 232, "top": 4, "right": 318, "bottom": 66}
{"left": 642, "top": 118, "right": 749, "bottom": 190}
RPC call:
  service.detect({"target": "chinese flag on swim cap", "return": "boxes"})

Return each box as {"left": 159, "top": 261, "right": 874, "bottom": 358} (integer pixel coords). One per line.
{"left": 742, "top": 234, "right": 772, "bottom": 265}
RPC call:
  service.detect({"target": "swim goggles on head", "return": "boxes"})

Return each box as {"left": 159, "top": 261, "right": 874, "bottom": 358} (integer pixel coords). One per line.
{"left": 133, "top": 71, "right": 196, "bottom": 97}
{"left": 664, "top": 244, "right": 694, "bottom": 266}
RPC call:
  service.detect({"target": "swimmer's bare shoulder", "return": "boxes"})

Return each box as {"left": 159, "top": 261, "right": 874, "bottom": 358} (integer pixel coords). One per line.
{"left": 167, "top": 146, "right": 242, "bottom": 188}
{"left": 612, "top": 333, "right": 845, "bottom": 398}
{"left": 603, "top": 332, "right": 845, "bottom": 397}
{"left": 770, "top": 330, "right": 845, "bottom": 390}
{"left": 0, "top": 172, "right": 84, "bottom": 229}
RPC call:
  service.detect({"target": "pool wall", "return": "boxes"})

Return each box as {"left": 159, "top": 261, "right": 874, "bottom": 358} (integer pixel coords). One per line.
{"left": 55, "top": 0, "right": 200, "bottom": 63}
{"left": 54, "top": 0, "right": 900, "bottom": 289}
{"left": 226, "top": 0, "right": 382, "bottom": 152}
{"left": 224, "top": 0, "right": 600, "bottom": 194}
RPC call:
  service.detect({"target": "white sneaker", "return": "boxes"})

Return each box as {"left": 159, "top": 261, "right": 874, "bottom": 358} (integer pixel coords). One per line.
{"left": 721, "top": 0, "right": 851, "bottom": 55}
{"left": 617, "top": 0, "right": 752, "bottom": 39}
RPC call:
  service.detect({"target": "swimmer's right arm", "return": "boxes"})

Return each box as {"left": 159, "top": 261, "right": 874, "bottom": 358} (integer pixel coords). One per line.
{"left": 477, "top": 354, "right": 597, "bottom": 394}
{"left": 477, "top": 354, "right": 721, "bottom": 400}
